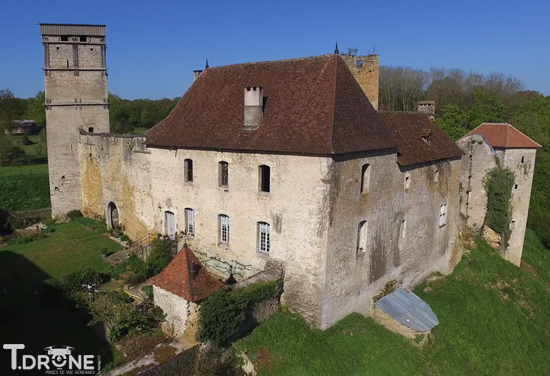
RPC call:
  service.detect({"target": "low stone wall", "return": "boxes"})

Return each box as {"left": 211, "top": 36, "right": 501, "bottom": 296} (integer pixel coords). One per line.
{"left": 9, "top": 207, "right": 52, "bottom": 228}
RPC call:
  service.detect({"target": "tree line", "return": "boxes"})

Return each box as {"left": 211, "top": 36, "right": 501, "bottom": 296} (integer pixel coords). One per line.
{"left": 0, "top": 89, "right": 179, "bottom": 135}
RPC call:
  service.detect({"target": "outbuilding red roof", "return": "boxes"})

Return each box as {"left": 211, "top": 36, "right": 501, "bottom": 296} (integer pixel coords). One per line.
{"left": 146, "top": 55, "right": 397, "bottom": 155}
{"left": 148, "top": 244, "right": 225, "bottom": 302}
{"left": 467, "top": 123, "right": 542, "bottom": 149}
{"left": 378, "top": 112, "right": 463, "bottom": 166}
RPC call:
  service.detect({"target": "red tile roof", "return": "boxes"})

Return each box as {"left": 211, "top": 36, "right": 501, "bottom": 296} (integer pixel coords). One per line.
{"left": 467, "top": 123, "right": 542, "bottom": 149}
{"left": 148, "top": 244, "right": 225, "bottom": 302}
{"left": 146, "top": 55, "right": 397, "bottom": 155}
{"left": 378, "top": 112, "right": 464, "bottom": 166}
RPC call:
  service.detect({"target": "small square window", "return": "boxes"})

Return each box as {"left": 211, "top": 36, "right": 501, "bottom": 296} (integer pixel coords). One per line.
{"left": 88, "top": 127, "right": 94, "bottom": 133}
{"left": 61, "top": 36, "right": 68, "bottom": 42}
{"left": 356, "top": 60, "right": 363, "bottom": 68}
{"left": 79, "top": 36, "right": 87, "bottom": 42}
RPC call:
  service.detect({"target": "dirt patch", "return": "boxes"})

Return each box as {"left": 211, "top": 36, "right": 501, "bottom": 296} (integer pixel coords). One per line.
{"left": 153, "top": 344, "right": 177, "bottom": 364}
{"left": 254, "top": 347, "right": 271, "bottom": 374}
{"left": 115, "top": 330, "right": 170, "bottom": 363}
{"left": 521, "top": 261, "right": 541, "bottom": 280}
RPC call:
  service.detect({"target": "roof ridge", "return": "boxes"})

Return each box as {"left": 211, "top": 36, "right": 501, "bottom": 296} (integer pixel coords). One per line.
{"left": 204, "top": 54, "right": 333, "bottom": 71}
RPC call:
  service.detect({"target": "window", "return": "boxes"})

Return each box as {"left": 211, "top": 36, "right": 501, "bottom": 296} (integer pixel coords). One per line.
{"left": 521, "top": 156, "right": 525, "bottom": 163}
{"left": 404, "top": 173, "right": 411, "bottom": 190}
{"left": 356, "top": 60, "right": 363, "bottom": 68}
{"left": 219, "top": 214, "right": 229, "bottom": 245}
{"left": 259, "top": 165, "right": 271, "bottom": 193}
{"left": 79, "top": 36, "right": 87, "bottom": 42}
{"left": 88, "top": 127, "right": 94, "bottom": 133}
{"left": 514, "top": 184, "right": 518, "bottom": 190}
{"left": 357, "top": 221, "right": 367, "bottom": 255}
{"left": 360, "top": 164, "right": 370, "bottom": 193}
{"left": 434, "top": 169, "right": 439, "bottom": 183}
{"left": 439, "top": 204, "right": 447, "bottom": 227}
{"left": 401, "top": 219, "right": 407, "bottom": 239}
{"left": 219, "top": 161, "right": 229, "bottom": 187}
{"left": 185, "top": 208, "right": 195, "bottom": 236}
{"left": 184, "top": 159, "right": 193, "bottom": 182}
{"left": 258, "top": 222, "right": 270, "bottom": 253}
{"left": 61, "top": 36, "right": 68, "bottom": 42}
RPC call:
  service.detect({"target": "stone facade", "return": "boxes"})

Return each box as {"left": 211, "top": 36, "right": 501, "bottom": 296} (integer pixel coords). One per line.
{"left": 40, "top": 24, "right": 110, "bottom": 217}
{"left": 340, "top": 54, "right": 379, "bottom": 110}
{"left": 153, "top": 286, "right": 197, "bottom": 336}
{"left": 457, "top": 134, "right": 537, "bottom": 266}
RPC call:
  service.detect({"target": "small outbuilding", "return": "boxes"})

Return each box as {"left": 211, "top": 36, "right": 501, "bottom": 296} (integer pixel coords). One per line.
{"left": 148, "top": 244, "right": 225, "bottom": 336}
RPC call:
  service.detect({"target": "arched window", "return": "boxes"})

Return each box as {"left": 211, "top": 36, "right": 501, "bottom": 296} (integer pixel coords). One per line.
{"left": 219, "top": 161, "right": 229, "bottom": 187}
{"left": 360, "top": 164, "right": 370, "bottom": 193}
{"left": 219, "top": 214, "right": 230, "bottom": 245}
{"left": 184, "top": 159, "right": 193, "bottom": 182}
{"left": 259, "top": 165, "right": 271, "bottom": 193}
{"left": 357, "top": 221, "right": 367, "bottom": 255}
{"left": 258, "top": 222, "right": 271, "bottom": 253}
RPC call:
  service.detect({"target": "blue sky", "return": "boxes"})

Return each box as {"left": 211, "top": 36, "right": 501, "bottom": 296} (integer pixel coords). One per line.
{"left": 2, "top": 0, "right": 549, "bottom": 100}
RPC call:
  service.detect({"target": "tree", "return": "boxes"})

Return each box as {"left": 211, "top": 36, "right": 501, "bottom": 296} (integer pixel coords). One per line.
{"left": 0, "top": 89, "right": 25, "bottom": 134}
{"left": 436, "top": 105, "right": 469, "bottom": 141}
{"left": 24, "top": 91, "right": 46, "bottom": 127}
{"left": 467, "top": 90, "right": 507, "bottom": 128}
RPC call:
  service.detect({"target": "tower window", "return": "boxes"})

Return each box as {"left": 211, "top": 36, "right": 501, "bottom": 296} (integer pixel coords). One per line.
{"left": 219, "top": 161, "right": 229, "bottom": 187}
{"left": 356, "top": 60, "right": 363, "bottom": 68}
{"left": 219, "top": 214, "right": 230, "bottom": 246}
{"left": 401, "top": 219, "right": 407, "bottom": 240}
{"left": 521, "top": 156, "right": 525, "bottom": 163}
{"left": 184, "top": 159, "right": 193, "bottom": 182}
{"left": 357, "top": 221, "right": 367, "bottom": 255}
{"left": 185, "top": 208, "right": 195, "bottom": 236}
{"left": 61, "top": 36, "right": 68, "bottom": 42}
{"left": 79, "top": 36, "right": 87, "bottom": 42}
{"left": 434, "top": 169, "right": 439, "bottom": 183}
{"left": 88, "top": 127, "right": 94, "bottom": 133}
{"left": 259, "top": 165, "right": 271, "bottom": 193}
{"left": 257, "top": 222, "right": 271, "bottom": 253}
{"left": 514, "top": 184, "right": 518, "bottom": 190}
{"left": 360, "top": 164, "right": 371, "bottom": 193}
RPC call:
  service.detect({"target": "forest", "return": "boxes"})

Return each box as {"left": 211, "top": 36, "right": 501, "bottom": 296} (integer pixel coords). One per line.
{"left": 1, "top": 65, "right": 549, "bottom": 245}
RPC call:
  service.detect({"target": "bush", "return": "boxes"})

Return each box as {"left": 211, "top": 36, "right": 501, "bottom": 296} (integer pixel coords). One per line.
{"left": 120, "top": 234, "right": 130, "bottom": 242}
{"left": 146, "top": 238, "right": 172, "bottom": 276}
{"left": 109, "top": 263, "right": 127, "bottom": 280}
{"left": 142, "top": 285, "right": 153, "bottom": 299}
{"left": 8, "top": 235, "right": 33, "bottom": 245}
{"left": 199, "top": 280, "right": 282, "bottom": 346}
{"left": 66, "top": 210, "right": 83, "bottom": 220}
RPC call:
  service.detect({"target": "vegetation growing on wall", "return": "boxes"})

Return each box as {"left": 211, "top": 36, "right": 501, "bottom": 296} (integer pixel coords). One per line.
{"left": 199, "top": 280, "right": 282, "bottom": 346}
{"left": 483, "top": 166, "right": 515, "bottom": 243}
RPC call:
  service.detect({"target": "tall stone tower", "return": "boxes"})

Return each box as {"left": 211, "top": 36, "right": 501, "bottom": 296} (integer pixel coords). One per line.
{"left": 340, "top": 54, "right": 379, "bottom": 110}
{"left": 40, "top": 24, "right": 110, "bottom": 217}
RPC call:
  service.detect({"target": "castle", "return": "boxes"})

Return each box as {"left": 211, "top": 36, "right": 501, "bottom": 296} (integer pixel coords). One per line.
{"left": 40, "top": 24, "right": 540, "bottom": 329}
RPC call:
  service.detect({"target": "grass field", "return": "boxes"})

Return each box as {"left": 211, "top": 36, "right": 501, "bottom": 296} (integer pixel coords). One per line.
{"left": 236, "top": 232, "right": 550, "bottom": 375}
{"left": 0, "top": 221, "right": 122, "bottom": 372}
{"left": 132, "top": 127, "right": 148, "bottom": 134}
{"left": 0, "top": 163, "right": 48, "bottom": 177}
{"left": 0, "top": 168, "right": 50, "bottom": 210}
{"left": 7, "top": 134, "right": 45, "bottom": 156}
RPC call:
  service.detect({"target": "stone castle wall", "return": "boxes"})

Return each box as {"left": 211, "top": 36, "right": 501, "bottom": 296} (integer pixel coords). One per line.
{"left": 340, "top": 54, "right": 379, "bottom": 110}
{"left": 322, "top": 150, "right": 463, "bottom": 328}
{"left": 78, "top": 133, "right": 331, "bottom": 327}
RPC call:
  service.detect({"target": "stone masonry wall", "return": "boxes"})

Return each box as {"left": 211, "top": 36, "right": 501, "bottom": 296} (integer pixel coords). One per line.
{"left": 79, "top": 134, "right": 330, "bottom": 327}
{"left": 153, "top": 286, "right": 197, "bottom": 336}
{"left": 340, "top": 54, "right": 379, "bottom": 110}
{"left": 322, "top": 150, "right": 463, "bottom": 328}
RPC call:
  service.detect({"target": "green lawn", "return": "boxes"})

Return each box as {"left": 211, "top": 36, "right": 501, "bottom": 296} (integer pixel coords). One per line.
{"left": 0, "top": 163, "right": 48, "bottom": 177}
{"left": 236, "top": 235, "right": 550, "bottom": 375}
{"left": 0, "top": 221, "right": 122, "bottom": 372}
{"left": 132, "top": 127, "right": 149, "bottom": 134}
{"left": 0, "top": 169, "right": 50, "bottom": 210}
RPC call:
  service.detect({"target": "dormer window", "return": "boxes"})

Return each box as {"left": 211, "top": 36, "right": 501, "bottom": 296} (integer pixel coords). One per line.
{"left": 421, "top": 128, "right": 432, "bottom": 143}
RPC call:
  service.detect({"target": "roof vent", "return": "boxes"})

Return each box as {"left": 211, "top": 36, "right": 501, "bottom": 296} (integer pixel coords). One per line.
{"left": 244, "top": 86, "right": 264, "bottom": 130}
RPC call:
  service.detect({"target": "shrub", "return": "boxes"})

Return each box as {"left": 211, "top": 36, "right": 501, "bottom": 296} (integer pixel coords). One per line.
{"left": 199, "top": 280, "right": 282, "bottom": 346}
{"left": 142, "top": 285, "right": 153, "bottom": 299}
{"left": 120, "top": 234, "right": 130, "bottom": 242}
{"left": 8, "top": 235, "right": 33, "bottom": 245}
{"left": 146, "top": 238, "right": 172, "bottom": 276}
{"left": 109, "top": 263, "right": 127, "bottom": 280}
{"left": 66, "top": 210, "right": 83, "bottom": 220}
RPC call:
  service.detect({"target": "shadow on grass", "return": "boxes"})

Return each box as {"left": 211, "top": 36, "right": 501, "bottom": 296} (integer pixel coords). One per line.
{"left": 0, "top": 250, "right": 113, "bottom": 375}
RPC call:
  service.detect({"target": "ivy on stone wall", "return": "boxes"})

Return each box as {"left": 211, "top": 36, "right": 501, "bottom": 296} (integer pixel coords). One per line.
{"left": 198, "top": 280, "right": 282, "bottom": 346}
{"left": 483, "top": 166, "right": 515, "bottom": 242}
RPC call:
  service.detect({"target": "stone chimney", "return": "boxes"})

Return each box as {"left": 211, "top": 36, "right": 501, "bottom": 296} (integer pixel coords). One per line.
{"left": 193, "top": 70, "right": 203, "bottom": 82}
{"left": 244, "top": 86, "right": 263, "bottom": 130}
{"left": 417, "top": 100, "right": 436, "bottom": 120}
